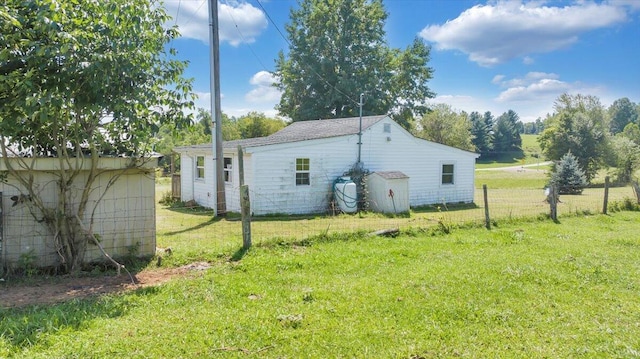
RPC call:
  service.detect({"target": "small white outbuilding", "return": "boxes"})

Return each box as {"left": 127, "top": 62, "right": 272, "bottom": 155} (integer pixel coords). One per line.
{"left": 366, "top": 171, "right": 410, "bottom": 214}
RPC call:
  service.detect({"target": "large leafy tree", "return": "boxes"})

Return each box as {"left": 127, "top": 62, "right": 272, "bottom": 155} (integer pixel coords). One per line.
{"left": 274, "top": 0, "right": 434, "bottom": 130}
{"left": 608, "top": 97, "right": 638, "bottom": 134}
{"left": 0, "top": 0, "right": 194, "bottom": 272}
{"left": 418, "top": 104, "right": 474, "bottom": 151}
{"left": 538, "top": 94, "right": 609, "bottom": 182}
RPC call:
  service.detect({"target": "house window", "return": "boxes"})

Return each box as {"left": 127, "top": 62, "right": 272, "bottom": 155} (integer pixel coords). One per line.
{"left": 296, "top": 158, "right": 310, "bottom": 185}
{"left": 196, "top": 156, "right": 205, "bottom": 179}
{"left": 441, "top": 164, "right": 454, "bottom": 185}
{"left": 383, "top": 123, "right": 391, "bottom": 133}
{"left": 224, "top": 157, "right": 232, "bottom": 183}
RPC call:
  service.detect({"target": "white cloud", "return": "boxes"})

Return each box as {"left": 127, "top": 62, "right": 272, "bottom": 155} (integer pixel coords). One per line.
{"left": 245, "top": 71, "right": 282, "bottom": 104}
{"left": 193, "top": 90, "right": 280, "bottom": 119}
{"left": 494, "top": 72, "right": 570, "bottom": 102}
{"left": 419, "top": 0, "right": 628, "bottom": 66}
{"left": 165, "top": 1, "right": 268, "bottom": 46}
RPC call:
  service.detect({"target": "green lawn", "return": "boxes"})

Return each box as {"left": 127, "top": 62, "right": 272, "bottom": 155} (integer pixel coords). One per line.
{"left": 2, "top": 158, "right": 639, "bottom": 357}
{"left": 2, "top": 212, "right": 640, "bottom": 357}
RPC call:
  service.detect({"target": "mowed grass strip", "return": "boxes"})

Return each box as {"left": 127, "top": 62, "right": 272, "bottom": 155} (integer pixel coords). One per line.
{"left": 2, "top": 212, "right": 640, "bottom": 358}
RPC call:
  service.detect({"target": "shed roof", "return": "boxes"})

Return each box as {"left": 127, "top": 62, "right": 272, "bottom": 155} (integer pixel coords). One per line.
{"left": 175, "top": 115, "right": 388, "bottom": 152}
{"left": 370, "top": 171, "right": 409, "bottom": 180}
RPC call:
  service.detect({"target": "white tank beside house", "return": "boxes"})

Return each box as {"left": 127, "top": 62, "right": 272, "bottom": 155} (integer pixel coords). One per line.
{"left": 334, "top": 177, "right": 358, "bottom": 213}
{"left": 366, "top": 171, "right": 410, "bottom": 214}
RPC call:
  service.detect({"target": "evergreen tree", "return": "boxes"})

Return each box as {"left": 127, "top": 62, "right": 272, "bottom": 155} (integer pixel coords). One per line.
{"left": 549, "top": 152, "right": 588, "bottom": 195}
{"left": 469, "top": 111, "right": 492, "bottom": 155}
{"left": 492, "top": 110, "right": 522, "bottom": 153}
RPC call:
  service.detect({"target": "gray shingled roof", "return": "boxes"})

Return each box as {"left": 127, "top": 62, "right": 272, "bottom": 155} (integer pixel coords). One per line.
{"left": 224, "top": 115, "right": 386, "bottom": 149}
{"left": 175, "top": 115, "right": 388, "bottom": 152}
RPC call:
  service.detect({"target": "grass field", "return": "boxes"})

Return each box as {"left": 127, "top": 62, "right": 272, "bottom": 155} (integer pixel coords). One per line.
{"left": 2, "top": 212, "right": 639, "bottom": 357}
{"left": 2, "top": 144, "right": 640, "bottom": 357}
{"left": 476, "top": 134, "right": 544, "bottom": 169}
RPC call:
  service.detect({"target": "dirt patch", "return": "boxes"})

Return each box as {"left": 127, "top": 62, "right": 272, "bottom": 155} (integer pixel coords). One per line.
{"left": 0, "top": 262, "right": 212, "bottom": 309}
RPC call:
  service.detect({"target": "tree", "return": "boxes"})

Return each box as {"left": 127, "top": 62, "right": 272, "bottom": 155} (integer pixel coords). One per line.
{"left": 274, "top": 0, "right": 434, "bottom": 130}
{"left": 538, "top": 94, "right": 609, "bottom": 182}
{"left": 621, "top": 122, "right": 640, "bottom": 145}
{"left": 236, "top": 111, "right": 287, "bottom": 139}
{"left": 0, "top": 0, "right": 194, "bottom": 272}
{"left": 549, "top": 152, "right": 588, "bottom": 195}
{"left": 608, "top": 97, "right": 638, "bottom": 134}
{"left": 418, "top": 104, "right": 474, "bottom": 151}
{"left": 610, "top": 136, "right": 640, "bottom": 183}
{"left": 469, "top": 111, "right": 492, "bottom": 155}
{"left": 523, "top": 118, "right": 544, "bottom": 134}
{"left": 492, "top": 110, "right": 522, "bottom": 153}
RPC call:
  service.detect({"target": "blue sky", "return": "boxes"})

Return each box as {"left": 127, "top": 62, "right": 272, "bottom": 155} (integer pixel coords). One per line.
{"left": 163, "top": 0, "right": 640, "bottom": 122}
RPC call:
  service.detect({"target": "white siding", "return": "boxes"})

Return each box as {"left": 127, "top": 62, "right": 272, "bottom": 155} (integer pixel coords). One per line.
{"left": 179, "top": 117, "right": 478, "bottom": 215}
{"left": 358, "top": 118, "right": 476, "bottom": 206}
{"left": 246, "top": 136, "right": 360, "bottom": 215}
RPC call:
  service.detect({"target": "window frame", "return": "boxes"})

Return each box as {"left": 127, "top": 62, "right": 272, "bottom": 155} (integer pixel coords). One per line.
{"left": 223, "top": 157, "right": 232, "bottom": 184}
{"left": 195, "top": 155, "right": 205, "bottom": 180}
{"left": 295, "top": 158, "right": 310, "bottom": 186}
{"left": 441, "top": 163, "right": 455, "bottom": 185}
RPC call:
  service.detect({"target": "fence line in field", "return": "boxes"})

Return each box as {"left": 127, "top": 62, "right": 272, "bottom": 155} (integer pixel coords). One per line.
{"left": 156, "top": 180, "right": 638, "bottom": 253}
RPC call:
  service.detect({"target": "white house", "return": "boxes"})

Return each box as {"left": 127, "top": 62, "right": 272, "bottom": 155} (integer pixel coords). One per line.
{"left": 174, "top": 115, "right": 479, "bottom": 215}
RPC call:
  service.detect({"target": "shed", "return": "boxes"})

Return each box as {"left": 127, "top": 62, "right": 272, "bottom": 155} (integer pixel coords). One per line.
{"left": 366, "top": 171, "right": 410, "bottom": 214}
{"left": 0, "top": 157, "right": 157, "bottom": 270}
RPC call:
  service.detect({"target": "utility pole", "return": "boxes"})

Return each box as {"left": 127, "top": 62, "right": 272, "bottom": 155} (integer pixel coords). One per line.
{"left": 208, "top": 0, "right": 225, "bottom": 216}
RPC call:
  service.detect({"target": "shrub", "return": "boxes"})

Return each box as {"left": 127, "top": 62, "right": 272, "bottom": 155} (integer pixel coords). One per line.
{"left": 549, "top": 152, "right": 588, "bottom": 195}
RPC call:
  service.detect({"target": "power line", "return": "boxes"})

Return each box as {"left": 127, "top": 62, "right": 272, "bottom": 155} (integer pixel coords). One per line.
{"left": 223, "top": 4, "right": 270, "bottom": 72}
{"left": 175, "top": 0, "right": 182, "bottom": 25}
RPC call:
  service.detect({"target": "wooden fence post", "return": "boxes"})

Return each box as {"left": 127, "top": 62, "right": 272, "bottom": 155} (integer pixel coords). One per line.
{"left": 483, "top": 184, "right": 491, "bottom": 230}
{"left": 602, "top": 176, "right": 610, "bottom": 215}
{"left": 633, "top": 181, "right": 640, "bottom": 204}
{"left": 549, "top": 185, "right": 558, "bottom": 221}
{"left": 238, "top": 145, "right": 251, "bottom": 249}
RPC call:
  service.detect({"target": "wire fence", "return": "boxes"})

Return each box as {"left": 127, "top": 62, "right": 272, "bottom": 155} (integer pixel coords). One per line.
{"left": 155, "top": 177, "right": 639, "bottom": 255}
{"left": 0, "top": 193, "right": 156, "bottom": 273}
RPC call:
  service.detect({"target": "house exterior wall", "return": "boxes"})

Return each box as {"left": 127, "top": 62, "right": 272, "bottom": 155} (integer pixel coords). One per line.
{"left": 239, "top": 117, "right": 477, "bottom": 214}
{"left": 0, "top": 158, "right": 156, "bottom": 269}
{"left": 178, "top": 152, "right": 217, "bottom": 209}
{"left": 177, "top": 116, "right": 478, "bottom": 215}
{"left": 242, "top": 136, "right": 361, "bottom": 215}
{"left": 358, "top": 118, "right": 477, "bottom": 206}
